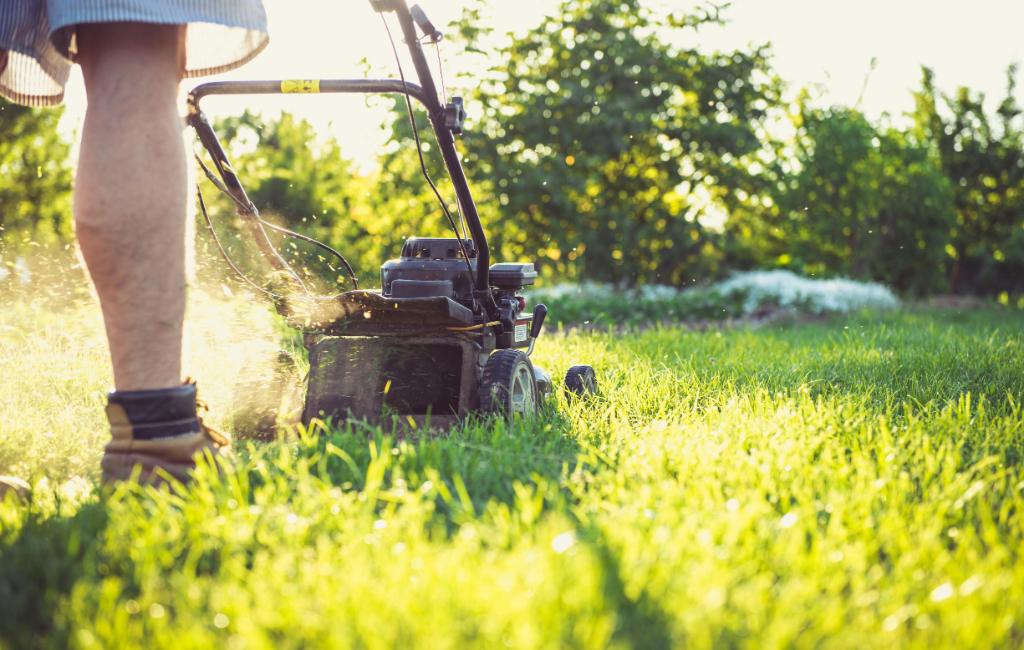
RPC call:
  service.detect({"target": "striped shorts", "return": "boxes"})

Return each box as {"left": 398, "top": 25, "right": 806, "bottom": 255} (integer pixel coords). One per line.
{"left": 0, "top": 0, "right": 268, "bottom": 107}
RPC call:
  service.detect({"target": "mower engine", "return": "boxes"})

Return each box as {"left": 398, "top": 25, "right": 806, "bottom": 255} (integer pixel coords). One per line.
{"left": 381, "top": 238, "right": 538, "bottom": 348}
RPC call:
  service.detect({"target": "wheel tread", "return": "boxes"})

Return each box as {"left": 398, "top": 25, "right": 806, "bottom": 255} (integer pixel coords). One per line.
{"left": 480, "top": 349, "right": 534, "bottom": 416}
{"left": 563, "top": 364, "right": 597, "bottom": 400}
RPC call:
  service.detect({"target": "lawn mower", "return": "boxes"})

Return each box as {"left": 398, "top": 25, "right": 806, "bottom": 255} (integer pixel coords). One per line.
{"left": 187, "top": 0, "right": 597, "bottom": 432}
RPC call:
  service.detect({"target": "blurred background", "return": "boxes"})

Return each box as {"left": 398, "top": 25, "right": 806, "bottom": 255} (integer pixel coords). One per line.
{"left": 3, "top": 0, "right": 1024, "bottom": 304}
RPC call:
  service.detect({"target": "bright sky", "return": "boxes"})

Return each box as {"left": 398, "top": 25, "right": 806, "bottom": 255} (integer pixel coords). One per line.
{"left": 58, "top": 0, "right": 1024, "bottom": 163}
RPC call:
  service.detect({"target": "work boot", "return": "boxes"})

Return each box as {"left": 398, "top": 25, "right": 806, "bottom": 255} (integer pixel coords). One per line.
{"left": 101, "top": 380, "right": 230, "bottom": 486}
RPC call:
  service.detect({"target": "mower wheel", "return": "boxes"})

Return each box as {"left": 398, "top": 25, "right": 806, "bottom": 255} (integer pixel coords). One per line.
{"left": 480, "top": 349, "right": 538, "bottom": 418}
{"left": 563, "top": 365, "right": 598, "bottom": 400}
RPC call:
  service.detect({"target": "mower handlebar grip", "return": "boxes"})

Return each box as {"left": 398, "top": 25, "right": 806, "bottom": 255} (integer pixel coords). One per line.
{"left": 530, "top": 304, "right": 547, "bottom": 339}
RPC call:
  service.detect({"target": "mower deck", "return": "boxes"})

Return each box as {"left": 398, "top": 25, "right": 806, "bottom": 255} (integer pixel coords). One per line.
{"left": 302, "top": 333, "right": 483, "bottom": 432}
{"left": 289, "top": 290, "right": 475, "bottom": 335}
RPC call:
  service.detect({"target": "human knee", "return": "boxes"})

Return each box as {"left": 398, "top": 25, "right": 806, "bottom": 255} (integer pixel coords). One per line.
{"left": 72, "top": 208, "right": 117, "bottom": 242}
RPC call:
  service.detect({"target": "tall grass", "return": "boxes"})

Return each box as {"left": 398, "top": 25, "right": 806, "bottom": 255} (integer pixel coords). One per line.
{"left": 1, "top": 298, "right": 1022, "bottom": 649}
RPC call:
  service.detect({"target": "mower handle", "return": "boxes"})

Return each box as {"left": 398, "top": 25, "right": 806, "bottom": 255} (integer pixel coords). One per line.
{"left": 188, "top": 78, "right": 429, "bottom": 107}
{"left": 186, "top": 0, "right": 498, "bottom": 318}
{"left": 372, "top": 0, "right": 496, "bottom": 314}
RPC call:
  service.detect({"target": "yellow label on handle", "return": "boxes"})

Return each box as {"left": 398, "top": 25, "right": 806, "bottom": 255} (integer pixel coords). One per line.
{"left": 281, "top": 79, "right": 320, "bottom": 94}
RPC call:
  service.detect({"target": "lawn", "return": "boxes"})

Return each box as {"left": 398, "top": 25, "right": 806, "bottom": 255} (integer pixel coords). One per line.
{"left": 1, "top": 292, "right": 1023, "bottom": 649}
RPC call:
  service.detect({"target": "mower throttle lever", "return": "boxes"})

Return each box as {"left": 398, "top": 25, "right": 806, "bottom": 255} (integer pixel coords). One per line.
{"left": 526, "top": 303, "right": 547, "bottom": 356}
{"left": 409, "top": 4, "right": 443, "bottom": 43}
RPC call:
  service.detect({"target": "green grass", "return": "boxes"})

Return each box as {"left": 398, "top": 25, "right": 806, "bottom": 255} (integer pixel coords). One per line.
{"left": 1, "top": 295, "right": 1023, "bottom": 649}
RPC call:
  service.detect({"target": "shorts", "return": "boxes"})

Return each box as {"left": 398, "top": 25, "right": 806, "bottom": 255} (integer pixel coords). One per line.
{"left": 0, "top": 0, "right": 269, "bottom": 107}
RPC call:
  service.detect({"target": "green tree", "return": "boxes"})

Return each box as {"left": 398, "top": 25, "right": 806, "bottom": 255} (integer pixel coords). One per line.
{"left": 912, "top": 65, "right": 1024, "bottom": 294}
{"left": 0, "top": 99, "right": 73, "bottom": 253}
{"left": 384, "top": 0, "right": 782, "bottom": 286}
{"left": 729, "top": 100, "right": 955, "bottom": 295}
{"left": 201, "top": 111, "right": 376, "bottom": 289}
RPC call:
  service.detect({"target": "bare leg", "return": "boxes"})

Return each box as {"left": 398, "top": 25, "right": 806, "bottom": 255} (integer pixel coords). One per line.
{"left": 74, "top": 23, "right": 187, "bottom": 391}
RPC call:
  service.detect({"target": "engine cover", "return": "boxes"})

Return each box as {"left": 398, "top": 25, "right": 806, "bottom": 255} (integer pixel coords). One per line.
{"left": 380, "top": 237, "right": 477, "bottom": 304}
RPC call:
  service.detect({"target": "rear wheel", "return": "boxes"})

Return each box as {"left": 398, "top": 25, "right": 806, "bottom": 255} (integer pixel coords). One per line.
{"left": 563, "top": 364, "right": 598, "bottom": 400}
{"left": 480, "top": 349, "right": 537, "bottom": 418}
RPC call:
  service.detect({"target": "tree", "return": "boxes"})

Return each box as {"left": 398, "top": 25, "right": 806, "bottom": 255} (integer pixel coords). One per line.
{"left": 730, "top": 100, "right": 955, "bottom": 295}
{"left": 0, "top": 99, "right": 73, "bottom": 253}
{"left": 384, "top": 0, "right": 782, "bottom": 286}
{"left": 912, "top": 65, "right": 1024, "bottom": 294}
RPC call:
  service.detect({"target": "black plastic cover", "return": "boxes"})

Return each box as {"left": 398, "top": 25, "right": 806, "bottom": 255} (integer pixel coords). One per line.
{"left": 391, "top": 279, "right": 454, "bottom": 299}
{"left": 381, "top": 258, "right": 476, "bottom": 303}
{"left": 488, "top": 263, "right": 536, "bottom": 288}
{"left": 287, "top": 290, "right": 474, "bottom": 334}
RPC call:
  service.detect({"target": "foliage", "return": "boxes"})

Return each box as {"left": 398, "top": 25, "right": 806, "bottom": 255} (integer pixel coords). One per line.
{"left": 2, "top": 5, "right": 1017, "bottom": 301}
{"left": 912, "top": 65, "right": 1024, "bottom": 294}
{"left": 3, "top": 301, "right": 1024, "bottom": 647}
{"left": 200, "top": 112, "right": 377, "bottom": 290}
{"left": 727, "top": 102, "right": 955, "bottom": 296}
{"left": 0, "top": 98, "right": 73, "bottom": 255}
{"left": 384, "top": 0, "right": 783, "bottom": 286}
{"left": 529, "top": 280, "right": 751, "bottom": 324}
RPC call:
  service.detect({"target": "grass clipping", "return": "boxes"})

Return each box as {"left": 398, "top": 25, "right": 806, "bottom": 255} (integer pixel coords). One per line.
{"left": 0, "top": 285, "right": 303, "bottom": 484}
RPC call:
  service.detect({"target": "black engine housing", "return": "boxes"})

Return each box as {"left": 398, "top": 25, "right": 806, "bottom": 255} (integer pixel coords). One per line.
{"left": 380, "top": 237, "right": 477, "bottom": 304}
{"left": 380, "top": 236, "right": 539, "bottom": 342}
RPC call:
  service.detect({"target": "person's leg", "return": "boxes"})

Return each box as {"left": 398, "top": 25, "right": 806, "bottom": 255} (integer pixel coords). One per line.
{"left": 74, "top": 23, "right": 227, "bottom": 485}
{"left": 75, "top": 22, "right": 188, "bottom": 392}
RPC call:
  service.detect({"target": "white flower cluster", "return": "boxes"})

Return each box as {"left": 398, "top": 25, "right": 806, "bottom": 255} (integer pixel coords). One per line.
{"left": 715, "top": 270, "right": 901, "bottom": 314}
{"left": 636, "top": 284, "right": 680, "bottom": 302}
{"left": 527, "top": 270, "right": 900, "bottom": 315}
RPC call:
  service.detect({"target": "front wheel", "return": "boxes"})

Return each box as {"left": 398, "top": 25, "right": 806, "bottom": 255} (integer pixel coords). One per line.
{"left": 564, "top": 364, "right": 598, "bottom": 400}
{"left": 480, "top": 350, "right": 538, "bottom": 418}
